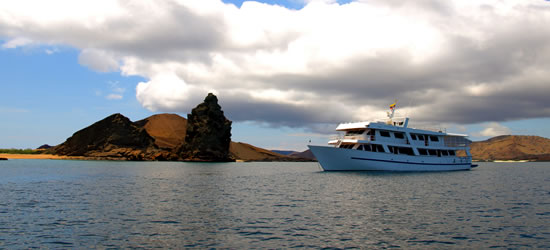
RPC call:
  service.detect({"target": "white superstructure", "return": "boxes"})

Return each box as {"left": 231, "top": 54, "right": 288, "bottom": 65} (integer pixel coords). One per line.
{"left": 308, "top": 104, "right": 475, "bottom": 171}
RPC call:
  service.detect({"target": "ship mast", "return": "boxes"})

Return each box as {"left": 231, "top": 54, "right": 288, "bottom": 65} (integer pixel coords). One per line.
{"left": 387, "top": 100, "right": 397, "bottom": 121}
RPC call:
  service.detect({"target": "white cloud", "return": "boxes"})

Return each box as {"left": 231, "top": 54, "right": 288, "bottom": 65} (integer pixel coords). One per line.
{"left": 108, "top": 81, "right": 125, "bottom": 94}
{"left": 103, "top": 80, "right": 125, "bottom": 100}
{"left": 44, "top": 48, "right": 59, "bottom": 55}
{"left": 2, "top": 0, "right": 550, "bottom": 130}
{"left": 135, "top": 72, "right": 206, "bottom": 112}
{"left": 78, "top": 49, "right": 119, "bottom": 73}
{"left": 1, "top": 37, "right": 32, "bottom": 49}
{"left": 474, "top": 122, "right": 512, "bottom": 137}
{"left": 106, "top": 94, "right": 123, "bottom": 100}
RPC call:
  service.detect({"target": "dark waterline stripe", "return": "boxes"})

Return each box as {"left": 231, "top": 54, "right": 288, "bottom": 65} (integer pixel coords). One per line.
{"left": 351, "top": 157, "right": 471, "bottom": 166}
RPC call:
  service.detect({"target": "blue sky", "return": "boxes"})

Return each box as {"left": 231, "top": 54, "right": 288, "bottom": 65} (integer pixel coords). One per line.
{"left": 0, "top": 43, "right": 315, "bottom": 150}
{"left": 1, "top": 0, "right": 550, "bottom": 150}
{"left": 0, "top": 46, "right": 152, "bottom": 148}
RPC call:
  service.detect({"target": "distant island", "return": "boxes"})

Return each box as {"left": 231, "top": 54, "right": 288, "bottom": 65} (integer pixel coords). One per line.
{"left": 1, "top": 94, "right": 549, "bottom": 162}
{"left": 469, "top": 135, "right": 550, "bottom": 162}
{"left": 44, "top": 93, "right": 313, "bottom": 162}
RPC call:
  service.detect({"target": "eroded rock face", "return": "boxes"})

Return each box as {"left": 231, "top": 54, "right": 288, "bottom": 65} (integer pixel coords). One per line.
{"left": 50, "top": 113, "right": 172, "bottom": 160}
{"left": 177, "top": 93, "right": 233, "bottom": 161}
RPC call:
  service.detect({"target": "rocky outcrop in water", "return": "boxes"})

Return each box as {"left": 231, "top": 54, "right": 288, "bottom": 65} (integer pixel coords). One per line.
{"left": 50, "top": 113, "right": 170, "bottom": 160}
{"left": 177, "top": 93, "right": 233, "bottom": 161}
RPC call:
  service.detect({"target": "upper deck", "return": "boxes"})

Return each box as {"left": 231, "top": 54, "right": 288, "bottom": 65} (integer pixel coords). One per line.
{"left": 330, "top": 117, "right": 471, "bottom": 149}
{"left": 336, "top": 117, "right": 446, "bottom": 136}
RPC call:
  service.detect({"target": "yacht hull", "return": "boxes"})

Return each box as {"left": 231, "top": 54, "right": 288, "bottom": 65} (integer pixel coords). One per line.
{"left": 308, "top": 145, "right": 472, "bottom": 171}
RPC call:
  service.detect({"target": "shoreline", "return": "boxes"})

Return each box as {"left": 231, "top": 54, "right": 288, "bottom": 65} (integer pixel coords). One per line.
{"left": 0, "top": 154, "right": 85, "bottom": 160}
{"left": 0, "top": 153, "right": 314, "bottom": 162}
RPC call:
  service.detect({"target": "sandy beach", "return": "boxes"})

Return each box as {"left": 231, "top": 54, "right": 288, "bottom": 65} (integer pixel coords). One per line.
{"left": 0, "top": 154, "right": 84, "bottom": 160}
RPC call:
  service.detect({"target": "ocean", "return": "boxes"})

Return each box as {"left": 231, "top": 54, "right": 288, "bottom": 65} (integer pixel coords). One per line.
{"left": 0, "top": 160, "right": 548, "bottom": 248}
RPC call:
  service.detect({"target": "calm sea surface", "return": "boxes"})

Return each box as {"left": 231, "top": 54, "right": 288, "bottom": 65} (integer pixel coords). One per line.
{"left": 0, "top": 160, "right": 549, "bottom": 248}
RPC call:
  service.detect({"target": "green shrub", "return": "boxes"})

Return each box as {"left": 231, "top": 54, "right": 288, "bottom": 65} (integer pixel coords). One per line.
{"left": 0, "top": 148, "right": 44, "bottom": 154}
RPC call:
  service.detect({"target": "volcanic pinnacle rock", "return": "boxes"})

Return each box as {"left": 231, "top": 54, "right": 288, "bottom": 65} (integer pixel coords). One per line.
{"left": 177, "top": 93, "right": 233, "bottom": 161}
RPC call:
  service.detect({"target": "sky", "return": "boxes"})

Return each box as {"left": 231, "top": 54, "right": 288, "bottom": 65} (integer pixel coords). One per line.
{"left": 1, "top": 0, "right": 550, "bottom": 151}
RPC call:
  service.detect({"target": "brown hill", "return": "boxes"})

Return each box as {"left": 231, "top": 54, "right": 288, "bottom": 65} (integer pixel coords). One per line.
{"left": 135, "top": 113, "right": 187, "bottom": 149}
{"left": 50, "top": 112, "right": 314, "bottom": 162}
{"left": 136, "top": 113, "right": 302, "bottom": 161}
{"left": 230, "top": 142, "right": 298, "bottom": 161}
{"left": 289, "top": 149, "right": 316, "bottom": 160}
{"left": 471, "top": 135, "right": 550, "bottom": 161}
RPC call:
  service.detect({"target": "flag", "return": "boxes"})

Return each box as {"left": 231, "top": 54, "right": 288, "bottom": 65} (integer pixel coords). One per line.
{"left": 389, "top": 102, "right": 396, "bottom": 110}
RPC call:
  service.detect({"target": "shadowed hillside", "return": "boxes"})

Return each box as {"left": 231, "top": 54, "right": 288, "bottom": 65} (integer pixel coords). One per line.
{"left": 50, "top": 113, "right": 169, "bottom": 160}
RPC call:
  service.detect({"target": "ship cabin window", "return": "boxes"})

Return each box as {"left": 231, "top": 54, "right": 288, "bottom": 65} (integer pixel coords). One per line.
{"left": 448, "top": 150, "right": 456, "bottom": 156}
{"left": 361, "top": 144, "right": 372, "bottom": 151}
{"left": 429, "top": 136, "right": 439, "bottom": 142}
{"left": 441, "top": 150, "right": 449, "bottom": 156}
{"left": 370, "top": 144, "right": 384, "bottom": 152}
{"left": 388, "top": 146, "right": 414, "bottom": 155}
{"left": 428, "top": 149, "right": 437, "bottom": 156}
{"left": 346, "top": 129, "right": 365, "bottom": 136}
{"left": 418, "top": 148, "right": 428, "bottom": 155}
{"left": 417, "top": 134, "right": 425, "bottom": 141}
{"left": 340, "top": 144, "right": 354, "bottom": 149}
{"left": 380, "top": 131, "right": 391, "bottom": 137}
{"left": 357, "top": 145, "right": 364, "bottom": 150}
{"left": 366, "top": 130, "right": 375, "bottom": 136}
{"left": 411, "top": 134, "right": 417, "bottom": 140}
{"left": 399, "top": 147, "right": 414, "bottom": 155}
{"left": 394, "top": 132, "right": 405, "bottom": 139}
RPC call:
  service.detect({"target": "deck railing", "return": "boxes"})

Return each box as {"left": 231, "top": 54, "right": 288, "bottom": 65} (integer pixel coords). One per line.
{"left": 329, "top": 135, "right": 376, "bottom": 141}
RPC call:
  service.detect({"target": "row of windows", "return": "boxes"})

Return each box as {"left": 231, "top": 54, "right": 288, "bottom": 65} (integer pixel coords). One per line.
{"left": 345, "top": 130, "right": 365, "bottom": 136}
{"left": 411, "top": 134, "right": 439, "bottom": 142}
{"left": 345, "top": 143, "right": 457, "bottom": 157}
{"left": 418, "top": 149, "right": 455, "bottom": 156}
{"left": 356, "top": 144, "right": 385, "bottom": 152}
{"left": 378, "top": 130, "right": 439, "bottom": 142}
{"left": 379, "top": 131, "right": 404, "bottom": 138}
{"left": 388, "top": 146, "right": 415, "bottom": 156}
{"left": 344, "top": 129, "right": 440, "bottom": 143}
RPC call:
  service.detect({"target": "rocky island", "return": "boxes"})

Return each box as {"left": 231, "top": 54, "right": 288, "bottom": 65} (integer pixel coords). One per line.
{"left": 48, "top": 93, "right": 309, "bottom": 162}
{"left": 42, "top": 93, "right": 550, "bottom": 163}
{"left": 470, "top": 135, "right": 550, "bottom": 161}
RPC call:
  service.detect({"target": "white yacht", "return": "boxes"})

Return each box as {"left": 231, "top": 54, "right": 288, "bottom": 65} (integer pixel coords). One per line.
{"left": 308, "top": 103, "right": 476, "bottom": 171}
